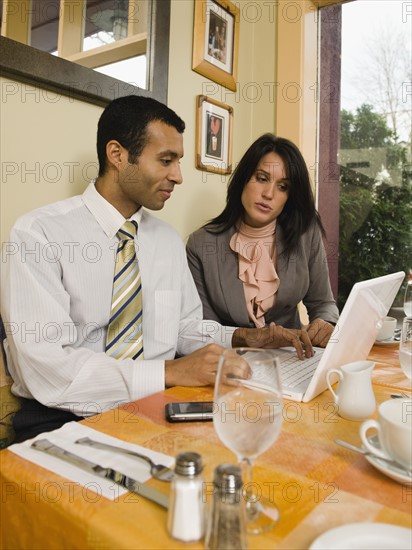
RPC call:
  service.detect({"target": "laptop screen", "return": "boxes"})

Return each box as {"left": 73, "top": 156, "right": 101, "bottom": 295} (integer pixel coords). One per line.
{"left": 302, "top": 271, "right": 405, "bottom": 402}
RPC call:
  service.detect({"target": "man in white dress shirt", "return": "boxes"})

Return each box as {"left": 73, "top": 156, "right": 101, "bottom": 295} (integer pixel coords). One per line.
{"left": 1, "top": 95, "right": 312, "bottom": 441}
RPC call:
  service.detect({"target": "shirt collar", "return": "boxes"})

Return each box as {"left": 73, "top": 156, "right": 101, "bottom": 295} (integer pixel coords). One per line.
{"left": 82, "top": 180, "right": 142, "bottom": 239}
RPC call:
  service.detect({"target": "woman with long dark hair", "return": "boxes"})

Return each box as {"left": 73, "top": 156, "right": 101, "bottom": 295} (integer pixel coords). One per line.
{"left": 186, "top": 134, "right": 339, "bottom": 347}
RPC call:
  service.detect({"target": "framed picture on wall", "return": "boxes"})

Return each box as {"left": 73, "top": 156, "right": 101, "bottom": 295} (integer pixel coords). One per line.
{"left": 196, "top": 95, "right": 233, "bottom": 174}
{"left": 192, "top": 0, "right": 239, "bottom": 91}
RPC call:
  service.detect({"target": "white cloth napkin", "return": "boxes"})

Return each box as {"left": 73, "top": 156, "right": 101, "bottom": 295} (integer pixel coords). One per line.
{"left": 8, "top": 422, "right": 174, "bottom": 500}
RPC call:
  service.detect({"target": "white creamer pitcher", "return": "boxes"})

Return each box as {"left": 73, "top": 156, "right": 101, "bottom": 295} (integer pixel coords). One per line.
{"left": 326, "top": 360, "right": 376, "bottom": 421}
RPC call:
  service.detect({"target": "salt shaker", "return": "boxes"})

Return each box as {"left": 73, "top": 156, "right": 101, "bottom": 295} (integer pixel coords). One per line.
{"left": 205, "top": 464, "right": 248, "bottom": 550}
{"left": 167, "top": 451, "right": 205, "bottom": 542}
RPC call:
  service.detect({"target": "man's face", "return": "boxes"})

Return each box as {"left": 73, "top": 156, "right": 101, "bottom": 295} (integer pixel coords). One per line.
{"left": 117, "top": 120, "right": 184, "bottom": 213}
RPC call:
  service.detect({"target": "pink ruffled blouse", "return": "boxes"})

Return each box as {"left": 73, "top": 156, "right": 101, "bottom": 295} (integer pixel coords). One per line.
{"left": 229, "top": 220, "right": 280, "bottom": 328}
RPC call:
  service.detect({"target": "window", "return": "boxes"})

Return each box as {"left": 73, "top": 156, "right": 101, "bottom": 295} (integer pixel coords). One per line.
{"left": 276, "top": 0, "right": 411, "bottom": 314}
{"left": 0, "top": 0, "right": 170, "bottom": 105}
{"left": 318, "top": 0, "right": 412, "bottom": 311}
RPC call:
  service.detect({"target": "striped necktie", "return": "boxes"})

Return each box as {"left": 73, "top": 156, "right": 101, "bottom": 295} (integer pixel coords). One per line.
{"left": 105, "top": 221, "right": 144, "bottom": 360}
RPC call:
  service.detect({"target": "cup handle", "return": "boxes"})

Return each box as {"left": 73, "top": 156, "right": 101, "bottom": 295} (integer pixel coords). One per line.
{"left": 359, "top": 420, "right": 390, "bottom": 460}
{"left": 326, "top": 369, "right": 342, "bottom": 401}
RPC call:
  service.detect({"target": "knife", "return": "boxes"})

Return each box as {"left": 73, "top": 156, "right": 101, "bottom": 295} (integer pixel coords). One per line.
{"left": 31, "top": 439, "right": 169, "bottom": 508}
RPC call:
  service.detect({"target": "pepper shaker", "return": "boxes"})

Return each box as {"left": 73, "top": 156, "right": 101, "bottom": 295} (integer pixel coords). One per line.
{"left": 205, "top": 464, "right": 248, "bottom": 550}
{"left": 167, "top": 451, "right": 205, "bottom": 542}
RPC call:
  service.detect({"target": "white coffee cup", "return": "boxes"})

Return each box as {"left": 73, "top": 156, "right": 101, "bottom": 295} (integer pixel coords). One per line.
{"left": 359, "top": 398, "right": 412, "bottom": 470}
{"left": 376, "top": 316, "right": 397, "bottom": 341}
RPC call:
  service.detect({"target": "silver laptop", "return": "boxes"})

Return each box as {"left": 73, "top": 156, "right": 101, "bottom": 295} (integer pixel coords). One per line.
{"left": 277, "top": 271, "right": 405, "bottom": 402}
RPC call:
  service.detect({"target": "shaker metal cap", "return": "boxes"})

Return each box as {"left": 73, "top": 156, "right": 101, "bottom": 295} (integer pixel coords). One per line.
{"left": 175, "top": 452, "right": 203, "bottom": 476}
{"left": 213, "top": 464, "right": 243, "bottom": 492}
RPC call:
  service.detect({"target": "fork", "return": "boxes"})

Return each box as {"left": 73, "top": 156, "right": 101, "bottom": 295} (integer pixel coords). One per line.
{"left": 75, "top": 437, "right": 175, "bottom": 482}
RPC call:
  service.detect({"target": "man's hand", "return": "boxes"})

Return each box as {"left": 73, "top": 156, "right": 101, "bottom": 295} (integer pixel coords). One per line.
{"left": 165, "top": 344, "right": 226, "bottom": 387}
{"left": 164, "top": 321, "right": 323, "bottom": 390}
{"left": 232, "top": 323, "right": 313, "bottom": 359}
{"left": 306, "top": 318, "right": 335, "bottom": 347}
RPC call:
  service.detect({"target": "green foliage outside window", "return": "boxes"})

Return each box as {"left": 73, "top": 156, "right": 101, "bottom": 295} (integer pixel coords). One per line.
{"left": 338, "top": 104, "right": 412, "bottom": 310}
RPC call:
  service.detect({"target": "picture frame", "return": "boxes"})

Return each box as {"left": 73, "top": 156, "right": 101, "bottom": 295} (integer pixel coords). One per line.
{"left": 192, "top": 0, "right": 240, "bottom": 92}
{"left": 196, "top": 95, "right": 233, "bottom": 174}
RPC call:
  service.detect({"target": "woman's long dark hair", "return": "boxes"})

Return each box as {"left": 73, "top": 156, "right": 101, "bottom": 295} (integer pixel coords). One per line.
{"left": 206, "top": 134, "right": 324, "bottom": 258}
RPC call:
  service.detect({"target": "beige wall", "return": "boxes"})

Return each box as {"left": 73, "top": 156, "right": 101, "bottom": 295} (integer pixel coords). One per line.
{"left": 1, "top": 0, "right": 277, "bottom": 244}
{"left": 0, "top": 83, "right": 101, "bottom": 242}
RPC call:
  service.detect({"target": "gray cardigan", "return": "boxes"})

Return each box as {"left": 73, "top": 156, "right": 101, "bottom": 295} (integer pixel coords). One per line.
{"left": 186, "top": 223, "right": 339, "bottom": 329}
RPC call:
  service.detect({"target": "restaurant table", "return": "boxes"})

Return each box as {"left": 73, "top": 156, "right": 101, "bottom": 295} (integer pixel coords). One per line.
{"left": 1, "top": 344, "right": 411, "bottom": 550}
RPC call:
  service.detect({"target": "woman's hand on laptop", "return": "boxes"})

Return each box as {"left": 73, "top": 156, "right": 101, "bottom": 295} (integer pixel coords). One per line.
{"left": 232, "top": 323, "right": 314, "bottom": 359}
{"left": 306, "top": 319, "right": 335, "bottom": 347}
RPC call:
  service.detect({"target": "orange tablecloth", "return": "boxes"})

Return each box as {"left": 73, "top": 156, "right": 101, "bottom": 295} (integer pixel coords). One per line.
{"left": 1, "top": 345, "right": 411, "bottom": 549}
{"left": 369, "top": 343, "right": 412, "bottom": 392}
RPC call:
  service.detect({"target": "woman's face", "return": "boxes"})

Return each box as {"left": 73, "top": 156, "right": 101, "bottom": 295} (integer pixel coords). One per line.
{"left": 241, "top": 152, "right": 289, "bottom": 228}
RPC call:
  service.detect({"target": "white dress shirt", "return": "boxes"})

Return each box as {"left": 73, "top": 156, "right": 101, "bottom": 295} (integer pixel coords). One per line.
{"left": 1, "top": 182, "right": 235, "bottom": 416}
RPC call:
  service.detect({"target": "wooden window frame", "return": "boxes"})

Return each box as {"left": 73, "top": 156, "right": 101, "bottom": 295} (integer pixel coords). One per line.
{"left": 0, "top": 0, "right": 170, "bottom": 106}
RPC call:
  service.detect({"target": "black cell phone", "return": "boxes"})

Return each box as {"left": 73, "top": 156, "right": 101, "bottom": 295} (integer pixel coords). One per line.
{"left": 165, "top": 401, "right": 214, "bottom": 422}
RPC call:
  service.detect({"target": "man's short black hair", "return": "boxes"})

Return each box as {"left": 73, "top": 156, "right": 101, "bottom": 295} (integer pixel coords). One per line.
{"left": 97, "top": 95, "right": 185, "bottom": 176}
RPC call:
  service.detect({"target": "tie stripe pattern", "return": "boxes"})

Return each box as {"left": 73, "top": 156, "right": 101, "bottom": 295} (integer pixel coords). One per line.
{"left": 105, "top": 221, "right": 144, "bottom": 360}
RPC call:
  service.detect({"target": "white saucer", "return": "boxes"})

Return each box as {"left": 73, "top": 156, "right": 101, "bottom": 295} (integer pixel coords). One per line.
{"left": 364, "top": 435, "right": 412, "bottom": 485}
{"left": 309, "top": 522, "right": 412, "bottom": 549}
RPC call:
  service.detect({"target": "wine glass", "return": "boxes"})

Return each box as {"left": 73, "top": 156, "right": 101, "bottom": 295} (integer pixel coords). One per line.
{"left": 399, "top": 318, "right": 412, "bottom": 380}
{"left": 404, "top": 280, "right": 412, "bottom": 318}
{"left": 213, "top": 348, "right": 283, "bottom": 534}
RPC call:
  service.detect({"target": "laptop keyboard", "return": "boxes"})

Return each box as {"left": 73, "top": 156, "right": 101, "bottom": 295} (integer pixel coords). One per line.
{"left": 278, "top": 350, "right": 324, "bottom": 388}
